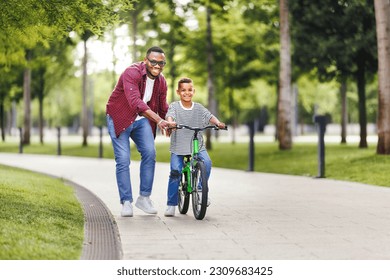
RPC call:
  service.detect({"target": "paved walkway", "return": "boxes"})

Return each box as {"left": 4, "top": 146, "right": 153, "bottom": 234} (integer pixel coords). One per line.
{"left": 1, "top": 153, "right": 390, "bottom": 259}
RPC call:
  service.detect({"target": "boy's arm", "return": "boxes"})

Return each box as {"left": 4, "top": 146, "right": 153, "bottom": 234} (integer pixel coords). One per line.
{"left": 209, "top": 116, "right": 226, "bottom": 129}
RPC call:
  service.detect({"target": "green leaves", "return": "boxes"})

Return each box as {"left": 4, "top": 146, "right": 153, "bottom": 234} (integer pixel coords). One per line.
{"left": 0, "top": 0, "right": 134, "bottom": 67}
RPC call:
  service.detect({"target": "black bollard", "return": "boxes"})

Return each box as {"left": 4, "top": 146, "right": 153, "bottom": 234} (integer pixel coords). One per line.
{"left": 248, "top": 121, "right": 255, "bottom": 172}
{"left": 313, "top": 115, "right": 327, "bottom": 178}
{"left": 57, "top": 127, "right": 61, "bottom": 156}
{"left": 19, "top": 127, "right": 23, "bottom": 154}
{"left": 99, "top": 126, "right": 103, "bottom": 158}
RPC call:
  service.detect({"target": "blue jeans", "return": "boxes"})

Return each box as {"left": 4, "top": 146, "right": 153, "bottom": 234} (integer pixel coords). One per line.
{"left": 167, "top": 150, "right": 212, "bottom": 206}
{"left": 107, "top": 115, "right": 156, "bottom": 204}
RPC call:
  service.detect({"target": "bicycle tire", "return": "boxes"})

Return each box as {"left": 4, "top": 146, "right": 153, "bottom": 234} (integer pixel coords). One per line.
{"left": 178, "top": 171, "right": 190, "bottom": 214}
{"left": 192, "top": 161, "right": 208, "bottom": 220}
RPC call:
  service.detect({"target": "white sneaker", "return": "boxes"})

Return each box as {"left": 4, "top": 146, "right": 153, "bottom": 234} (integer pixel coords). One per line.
{"left": 121, "top": 201, "right": 133, "bottom": 217}
{"left": 135, "top": 196, "right": 157, "bottom": 214}
{"left": 164, "top": 206, "right": 175, "bottom": 217}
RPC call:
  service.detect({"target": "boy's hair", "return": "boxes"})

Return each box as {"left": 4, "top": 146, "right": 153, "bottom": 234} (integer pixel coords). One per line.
{"left": 177, "top": 77, "right": 193, "bottom": 88}
{"left": 146, "top": 46, "right": 165, "bottom": 55}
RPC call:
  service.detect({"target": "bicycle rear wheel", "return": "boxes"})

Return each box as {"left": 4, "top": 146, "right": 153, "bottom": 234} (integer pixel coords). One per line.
{"left": 178, "top": 171, "right": 190, "bottom": 214}
{"left": 192, "top": 161, "right": 208, "bottom": 220}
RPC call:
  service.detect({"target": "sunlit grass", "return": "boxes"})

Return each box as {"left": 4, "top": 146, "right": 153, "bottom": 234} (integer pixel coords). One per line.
{"left": 0, "top": 165, "right": 84, "bottom": 259}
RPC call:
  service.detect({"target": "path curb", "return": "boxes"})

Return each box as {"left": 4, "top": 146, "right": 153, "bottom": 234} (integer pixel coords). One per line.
{"left": 65, "top": 179, "right": 122, "bottom": 260}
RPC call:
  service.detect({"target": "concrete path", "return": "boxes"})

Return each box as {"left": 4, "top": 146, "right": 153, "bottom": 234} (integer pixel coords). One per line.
{"left": 1, "top": 153, "right": 390, "bottom": 260}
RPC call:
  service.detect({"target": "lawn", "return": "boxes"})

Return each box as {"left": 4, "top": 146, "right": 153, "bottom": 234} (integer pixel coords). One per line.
{"left": 0, "top": 165, "right": 84, "bottom": 259}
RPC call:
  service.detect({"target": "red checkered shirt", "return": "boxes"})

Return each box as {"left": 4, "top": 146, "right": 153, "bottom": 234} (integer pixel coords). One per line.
{"left": 106, "top": 62, "right": 169, "bottom": 138}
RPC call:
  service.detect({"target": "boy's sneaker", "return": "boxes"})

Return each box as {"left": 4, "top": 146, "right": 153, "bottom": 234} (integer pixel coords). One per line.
{"left": 121, "top": 201, "right": 133, "bottom": 217}
{"left": 135, "top": 196, "right": 157, "bottom": 214}
{"left": 164, "top": 206, "right": 175, "bottom": 217}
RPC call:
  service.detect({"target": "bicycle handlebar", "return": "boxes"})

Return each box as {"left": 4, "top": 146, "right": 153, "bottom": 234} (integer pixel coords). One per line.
{"left": 175, "top": 124, "right": 228, "bottom": 131}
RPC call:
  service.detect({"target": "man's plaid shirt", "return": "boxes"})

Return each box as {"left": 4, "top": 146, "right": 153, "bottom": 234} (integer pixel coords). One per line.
{"left": 106, "top": 62, "right": 168, "bottom": 137}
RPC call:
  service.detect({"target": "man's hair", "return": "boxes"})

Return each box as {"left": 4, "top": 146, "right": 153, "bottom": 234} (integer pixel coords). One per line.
{"left": 178, "top": 77, "right": 193, "bottom": 87}
{"left": 146, "top": 46, "right": 165, "bottom": 55}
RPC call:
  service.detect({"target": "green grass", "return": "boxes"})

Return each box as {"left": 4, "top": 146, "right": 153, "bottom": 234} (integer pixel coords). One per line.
{"left": 0, "top": 165, "right": 84, "bottom": 259}
{"left": 207, "top": 142, "right": 390, "bottom": 187}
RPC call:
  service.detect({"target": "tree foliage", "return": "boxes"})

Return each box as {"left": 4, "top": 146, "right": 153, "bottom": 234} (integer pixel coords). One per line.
{"left": 0, "top": 0, "right": 385, "bottom": 154}
{"left": 0, "top": 0, "right": 133, "bottom": 66}
{"left": 290, "top": 0, "right": 377, "bottom": 148}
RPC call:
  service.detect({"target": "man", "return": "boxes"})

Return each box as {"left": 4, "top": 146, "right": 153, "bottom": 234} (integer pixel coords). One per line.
{"left": 106, "top": 46, "right": 173, "bottom": 217}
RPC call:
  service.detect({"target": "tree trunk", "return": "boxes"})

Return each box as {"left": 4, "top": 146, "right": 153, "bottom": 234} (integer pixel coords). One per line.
{"left": 0, "top": 101, "right": 4, "bottom": 141}
{"left": 374, "top": 0, "right": 390, "bottom": 154}
{"left": 131, "top": 5, "right": 138, "bottom": 63}
{"left": 205, "top": 5, "right": 217, "bottom": 150}
{"left": 228, "top": 88, "right": 236, "bottom": 144}
{"left": 82, "top": 38, "right": 89, "bottom": 147}
{"left": 340, "top": 80, "right": 348, "bottom": 144}
{"left": 111, "top": 29, "right": 118, "bottom": 88}
{"left": 356, "top": 60, "right": 367, "bottom": 148}
{"left": 38, "top": 96, "right": 44, "bottom": 144}
{"left": 277, "top": 0, "right": 292, "bottom": 150}
{"left": 291, "top": 84, "right": 298, "bottom": 136}
{"left": 169, "top": 39, "right": 177, "bottom": 102}
{"left": 23, "top": 50, "right": 32, "bottom": 145}
{"left": 38, "top": 67, "right": 45, "bottom": 144}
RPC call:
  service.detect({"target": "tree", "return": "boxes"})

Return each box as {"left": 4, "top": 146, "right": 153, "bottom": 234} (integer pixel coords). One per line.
{"left": 1, "top": 0, "right": 133, "bottom": 145}
{"left": 290, "top": 0, "right": 377, "bottom": 148}
{"left": 143, "top": 0, "right": 185, "bottom": 102}
{"left": 278, "top": 0, "right": 292, "bottom": 149}
{"left": 204, "top": 2, "right": 218, "bottom": 149}
{"left": 1, "top": 0, "right": 133, "bottom": 67}
{"left": 374, "top": 0, "right": 390, "bottom": 154}
{"left": 0, "top": 67, "right": 22, "bottom": 141}
{"left": 176, "top": 0, "right": 279, "bottom": 143}
{"left": 81, "top": 30, "right": 94, "bottom": 147}
{"left": 220, "top": 1, "right": 279, "bottom": 141}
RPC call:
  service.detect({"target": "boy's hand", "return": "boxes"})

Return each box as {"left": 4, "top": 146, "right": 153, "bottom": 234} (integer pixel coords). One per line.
{"left": 216, "top": 122, "right": 226, "bottom": 129}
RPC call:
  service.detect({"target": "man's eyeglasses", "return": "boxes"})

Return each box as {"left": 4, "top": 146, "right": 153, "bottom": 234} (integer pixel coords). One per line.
{"left": 147, "top": 57, "right": 166, "bottom": 67}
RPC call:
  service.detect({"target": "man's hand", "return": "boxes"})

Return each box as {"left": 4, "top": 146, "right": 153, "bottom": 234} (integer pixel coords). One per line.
{"left": 158, "top": 119, "right": 176, "bottom": 136}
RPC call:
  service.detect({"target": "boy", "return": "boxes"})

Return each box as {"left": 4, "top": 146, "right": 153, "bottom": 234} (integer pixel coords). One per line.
{"left": 164, "top": 77, "right": 226, "bottom": 217}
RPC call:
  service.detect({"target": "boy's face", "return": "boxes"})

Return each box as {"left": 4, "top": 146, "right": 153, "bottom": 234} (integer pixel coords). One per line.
{"left": 177, "top": 82, "right": 195, "bottom": 102}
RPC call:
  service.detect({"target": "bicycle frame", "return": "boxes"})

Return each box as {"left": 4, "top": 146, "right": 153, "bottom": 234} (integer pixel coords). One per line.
{"left": 182, "top": 130, "right": 201, "bottom": 194}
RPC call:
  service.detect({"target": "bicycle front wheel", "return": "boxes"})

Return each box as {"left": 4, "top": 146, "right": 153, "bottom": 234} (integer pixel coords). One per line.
{"left": 191, "top": 161, "right": 208, "bottom": 220}
{"left": 178, "top": 171, "right": 190, "bottom": 214}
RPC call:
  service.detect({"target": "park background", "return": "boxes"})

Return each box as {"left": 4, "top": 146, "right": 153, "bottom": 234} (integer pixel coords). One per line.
{"left": 1, "top": 0, "right": 390, "bottom": 264}
{"left": 1, "top": 0, "right": 389, "bottom": 152}
{"left": 1, "top": 0, "right": 390, "bottom": 185}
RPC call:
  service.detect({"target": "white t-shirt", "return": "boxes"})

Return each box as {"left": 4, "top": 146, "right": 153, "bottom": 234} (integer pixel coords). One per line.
{"left": 136, "top": 77, "right": 155, "bottom": 121}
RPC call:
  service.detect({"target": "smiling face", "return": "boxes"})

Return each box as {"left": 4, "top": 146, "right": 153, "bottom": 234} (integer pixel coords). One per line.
{"left": 144, "top": 51, "right": 166, "bottom": 79}
{"left": 177, "top": 81, "right": 195, "bottom": 105}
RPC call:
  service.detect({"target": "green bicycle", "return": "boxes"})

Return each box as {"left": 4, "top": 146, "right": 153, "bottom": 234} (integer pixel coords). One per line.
{"left": 175, "top": 124, "right": 228, "bottom": 220}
